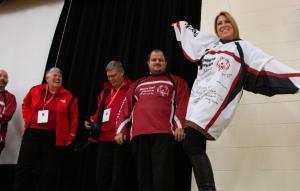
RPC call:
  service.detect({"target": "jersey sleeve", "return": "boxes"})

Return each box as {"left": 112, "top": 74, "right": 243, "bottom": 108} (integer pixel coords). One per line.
{"left": 115, "top": 82, "right": 136, "bottom": 135}
{"left": 173, "top": 21, "right": 219, "bottom": 62}
{"left": 242, "top": 41, "right": 300, "bottom": 96}
{"left": 172, "top": 76, "right": 189, "bottom": 129}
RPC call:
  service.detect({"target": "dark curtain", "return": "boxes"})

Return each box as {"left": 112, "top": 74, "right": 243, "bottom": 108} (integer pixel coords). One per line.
{"left": 0, "top": 164, "right": 15, "bottom": 191}
{"left": 47, "top": 0, "right": 201, "bottom": 116}
{"left": 45, "top": 0, "right": 202, "bottom": 191}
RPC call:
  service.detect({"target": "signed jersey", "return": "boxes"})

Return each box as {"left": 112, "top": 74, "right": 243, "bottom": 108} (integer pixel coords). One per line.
{"left": 174, "top": 21, "right": 300, "bottom": 140}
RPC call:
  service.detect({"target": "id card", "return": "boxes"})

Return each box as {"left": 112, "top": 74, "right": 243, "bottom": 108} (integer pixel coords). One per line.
{"left": 38, "top": 110, "right": 49, "bottom": 123}
{"left": 102, "top": 108, "right": 111, "bottom": 122}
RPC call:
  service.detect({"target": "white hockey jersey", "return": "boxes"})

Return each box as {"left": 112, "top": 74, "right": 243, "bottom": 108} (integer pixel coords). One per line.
{"left": 174, "top": 21, "right": 300, "bottom": 140}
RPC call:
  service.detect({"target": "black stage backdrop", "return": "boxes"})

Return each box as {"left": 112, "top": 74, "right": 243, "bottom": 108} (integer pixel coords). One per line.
{"left": 47, "top": 0, "right": 201, "bottom": 191}
{"left": 2, "top": 0, "right": 202, "bottom": 190}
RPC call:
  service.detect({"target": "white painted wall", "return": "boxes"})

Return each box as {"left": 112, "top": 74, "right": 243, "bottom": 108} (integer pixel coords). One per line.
{"left": 0, "top": 0, "right": 64, "bottom": 164}
{"left": 192, "top": 0, "right": 300, "bottom": 190}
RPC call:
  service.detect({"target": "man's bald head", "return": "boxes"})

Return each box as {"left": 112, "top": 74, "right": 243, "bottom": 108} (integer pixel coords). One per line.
{"left": 0, "top": 69, "right": 8, "bottom": 91}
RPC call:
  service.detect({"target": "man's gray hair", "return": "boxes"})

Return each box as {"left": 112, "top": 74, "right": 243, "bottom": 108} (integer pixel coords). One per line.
{"left": 45, "top": 67, "right": 62, "bottom": 78}
{"left": 105, "top": 60, "right": 124, "bottom": 73}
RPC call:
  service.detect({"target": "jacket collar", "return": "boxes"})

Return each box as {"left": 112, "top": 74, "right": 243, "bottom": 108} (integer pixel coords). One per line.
{"left": 220, "top": 38, "right": 241, "bottom": 44}
{"left": 149, "top": 72, "right": 169, "bottom": 76}
{"left": 103, "top": 76, "right": 132, "bottom": 90}
{"left": 40, "top": 84, "right": 66, "bottom": 95}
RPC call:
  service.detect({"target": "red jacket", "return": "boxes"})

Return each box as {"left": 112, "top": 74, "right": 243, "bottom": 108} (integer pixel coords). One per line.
{"left": 116, "top": 74, "right": 189, "bottom": 139}
{"left": 22, "top": 84, "right": 78, "bottom": 146}
{"left": 91, "top": 77, "right": 132, "bottom": 141}
{"left": 0, "top": 90, "right": 17, "bottom": 125}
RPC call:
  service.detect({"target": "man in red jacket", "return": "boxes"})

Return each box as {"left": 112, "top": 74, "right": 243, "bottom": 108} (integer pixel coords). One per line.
{"left": 85, "top": 61, "right": 137, "bottom": 191}
{"left": 15, "top": 67, "right": 78, "bottom": 191}
{"left": 0, "top": 69, "right": 17, "bottom": 155}
{"left": 115, "top": 49, "right": 190, "bottom": 191}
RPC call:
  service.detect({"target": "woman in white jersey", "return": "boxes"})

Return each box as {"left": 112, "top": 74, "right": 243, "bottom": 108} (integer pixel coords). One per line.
{"left": 173, "top": 12, "right": 300, "bottom": 191}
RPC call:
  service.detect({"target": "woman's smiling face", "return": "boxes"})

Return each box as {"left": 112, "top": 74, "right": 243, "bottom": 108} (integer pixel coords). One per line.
{"left": 216, "top": 15, "right": 234, "bottom": 41}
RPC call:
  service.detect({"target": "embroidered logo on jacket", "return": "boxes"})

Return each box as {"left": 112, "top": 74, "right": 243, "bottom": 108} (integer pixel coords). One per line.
{"left": 217, "top": 57, "right": 230, "bottom": 71}
{"left": 157, "top": 85, "right": 169, "bottom": 97}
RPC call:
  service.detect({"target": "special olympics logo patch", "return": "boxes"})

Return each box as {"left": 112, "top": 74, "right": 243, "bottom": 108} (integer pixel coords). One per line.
{"left": 157, "top": 85, "right": 169, "bottom": 97}
{"left": 217, "top": 57, "right": 230, "bottom": 71}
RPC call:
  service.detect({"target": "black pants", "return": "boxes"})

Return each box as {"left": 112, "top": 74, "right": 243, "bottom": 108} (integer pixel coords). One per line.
{"left": 0, "top": 124, "right": 8, "bottom": 155}
{"left": 175, "top": 141, "right": 192, "bottom": 191}
{"left": 14, "top": 128, "right": 61, "bottom": 191}
{"left": 96, "top": 141, "right": 137, "bottom": 191}
{"left": 131, "top": 134, "right": 175, "bottom": 191}
{"left": 183, "top": 127, "right": 217, "bottom": 191}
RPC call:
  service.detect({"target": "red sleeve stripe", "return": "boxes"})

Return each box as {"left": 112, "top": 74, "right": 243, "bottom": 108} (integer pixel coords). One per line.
{"left": 176, "top": 21, "right": 181, "bottom": 33}
{"left": 181, "top": 49, "right": 200, "bottom": 63}
{"left": 207, "top": 50, "right": 241, "bottom": 63}
{"left": 207, "top": 50, "right": 300, "bottom": 78}
{"left": 246, "top": 66, "right": 300, "bottom": 78}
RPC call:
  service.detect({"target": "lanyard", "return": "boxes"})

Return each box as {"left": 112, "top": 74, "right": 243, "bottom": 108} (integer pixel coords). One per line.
{"left": 43, "top": 87, "right": 55, "bottom": 110}
{"left": 107, "top": 87, "right": 121, "bottom": 107}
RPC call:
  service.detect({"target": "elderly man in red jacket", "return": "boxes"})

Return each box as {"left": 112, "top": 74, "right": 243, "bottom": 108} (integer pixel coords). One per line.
{"left": 0, "top": 69, "right": 16, "bottom": 155}
{"left": 85, "top": 61, "right": 137, "bottom": 191}
{"left": 15, "top": 67, "right": 78, "bottom": 191}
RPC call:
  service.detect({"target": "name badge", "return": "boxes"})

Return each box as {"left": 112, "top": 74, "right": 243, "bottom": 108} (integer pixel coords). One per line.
{"left": 38, "top": 110, "right": 49, "bottom": 123}
{"left": 102, "top": 108, "right": 111, "bottom": 122}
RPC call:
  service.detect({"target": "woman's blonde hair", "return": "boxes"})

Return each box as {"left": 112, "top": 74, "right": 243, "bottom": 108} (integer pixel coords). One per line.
{"left": 214, "top": 11, "right": 240, "bottom": 39}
